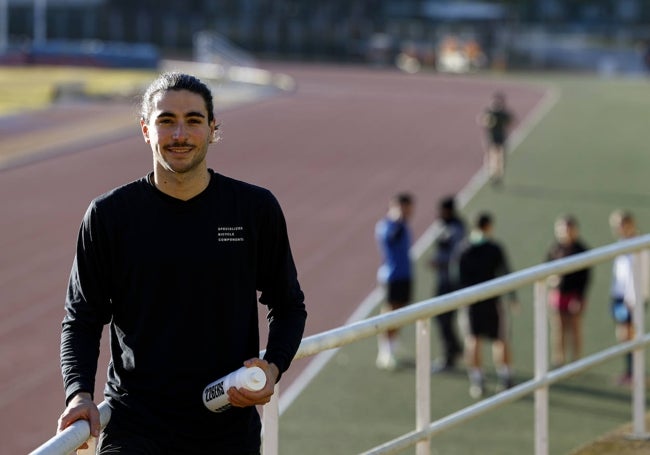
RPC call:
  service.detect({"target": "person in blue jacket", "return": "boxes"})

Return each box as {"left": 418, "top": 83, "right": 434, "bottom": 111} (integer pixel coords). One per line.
{"left": 375, "top": 192, "right": 414, "bottom": 370}
{"left": 56, "top": 72, "right": 307, "bottom": 455}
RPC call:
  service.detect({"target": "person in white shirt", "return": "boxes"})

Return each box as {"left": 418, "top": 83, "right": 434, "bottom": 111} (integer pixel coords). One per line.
{"left": 609, "top": 209, "right": 650, "bottom": 385}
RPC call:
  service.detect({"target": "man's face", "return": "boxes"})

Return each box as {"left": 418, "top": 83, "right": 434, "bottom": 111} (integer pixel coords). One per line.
{"left": 141, "top": 89, "right": 216, "bottom": 176}
{"left": 400, "top": 202, "right": 414, "bottom": 221}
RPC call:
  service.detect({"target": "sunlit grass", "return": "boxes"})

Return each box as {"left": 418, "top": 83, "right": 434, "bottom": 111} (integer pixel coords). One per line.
{"left": 0, "top": 66, "right": 156, "bottom": 115}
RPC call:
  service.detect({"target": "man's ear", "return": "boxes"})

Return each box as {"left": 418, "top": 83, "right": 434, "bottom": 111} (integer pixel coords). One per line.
{"left": 140, "top": 119, "right": 151, "bottom": 143}
{"left": 209, "top": 120, "right": 220, "bottom": 143}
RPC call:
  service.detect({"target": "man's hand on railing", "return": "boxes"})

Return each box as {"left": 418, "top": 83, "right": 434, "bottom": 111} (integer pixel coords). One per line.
{"left": 227, "top": 358, "right": 279, "bottom": 408}
{"left": 56, "top": 392, "right": 99, "bottom": 450}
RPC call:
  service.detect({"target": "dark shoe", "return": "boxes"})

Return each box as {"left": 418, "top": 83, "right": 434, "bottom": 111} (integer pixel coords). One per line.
{"left": 495, "top": 377, "right": 514, "bottom": 393}
{"left": 490, "top": 176, "right": 504, "bottom": 189}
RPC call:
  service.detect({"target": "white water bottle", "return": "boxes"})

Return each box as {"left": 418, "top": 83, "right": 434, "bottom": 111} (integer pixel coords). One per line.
{"left": 202, "top": 366, "right": 267, "bottom": 413}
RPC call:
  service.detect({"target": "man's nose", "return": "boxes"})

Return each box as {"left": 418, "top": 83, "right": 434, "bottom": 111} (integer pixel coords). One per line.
{"left": 172, "top": 124, "right": 186, "bottom": 139}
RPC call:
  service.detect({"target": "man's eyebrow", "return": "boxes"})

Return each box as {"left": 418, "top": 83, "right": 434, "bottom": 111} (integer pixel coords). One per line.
{"left": 155, "top": 111, "right": 207, "bottom": 119}
{"left": 156, "top": 111, "right": 176, "bottom": 119}
{"left": 185, "top": 111, "right": 206, "bottom": 118}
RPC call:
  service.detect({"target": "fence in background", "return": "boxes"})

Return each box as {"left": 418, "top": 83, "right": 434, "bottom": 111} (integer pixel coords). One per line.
{"left": 30, "top": 234, "right": 650, "bottom": 455}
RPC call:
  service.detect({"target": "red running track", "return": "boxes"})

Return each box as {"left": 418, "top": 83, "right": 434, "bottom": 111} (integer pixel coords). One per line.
{"left": 0, "top": 63, "right": 545, "bottom": 453}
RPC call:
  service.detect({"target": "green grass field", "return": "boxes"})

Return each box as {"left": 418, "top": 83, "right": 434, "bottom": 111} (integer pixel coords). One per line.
{"left": 0, "top": 66, "right": 156, "bottom": 115}
{"left": 278, "top": 72, "right": 650, "bottom": 454}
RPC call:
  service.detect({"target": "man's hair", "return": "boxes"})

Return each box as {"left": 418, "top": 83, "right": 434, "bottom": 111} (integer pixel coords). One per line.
{"left": 439, "top": 195, "right": 455, "bottom": 212}
{"left": 140, "top": 72, "right": 215, "bottom": 124}
{"left": 393, "top": 192, "right": 414, "bottom": 206}
{"left": 476, "top": 212, "right": 493, "bottom": 230}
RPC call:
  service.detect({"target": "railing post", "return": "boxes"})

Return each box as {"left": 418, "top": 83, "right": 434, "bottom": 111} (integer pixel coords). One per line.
{"left": 415, "top": 317, "right": 431, "bottom": 455}
{"left": 262, "top": 384, "right": 280, "bottom": 455}
{"left": 534, "top": 280, "right": 549, "bottom": 455}
{"left": 631, "top": 248, "right": 648, "bottom": 438}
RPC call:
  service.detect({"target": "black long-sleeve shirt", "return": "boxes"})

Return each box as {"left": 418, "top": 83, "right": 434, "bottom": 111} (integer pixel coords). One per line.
{"left": 61, "top": 170, "right": 306, "bottom": 451}
{"left": 433, "top": 216, "right": 465, "bottom": 293}
{"left": 456, "top": 234, "right": 517, "bottom": 304}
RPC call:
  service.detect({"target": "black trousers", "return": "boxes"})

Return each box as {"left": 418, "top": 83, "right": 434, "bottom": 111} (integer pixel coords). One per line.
{"left": 434, "top": 282, "right": 462, "bottom": 364}
{"left": 97, "top": 415, "right": 260, "bottom": 455}
{"left": 434, "top": 310, "right": 462, "bottom": 363}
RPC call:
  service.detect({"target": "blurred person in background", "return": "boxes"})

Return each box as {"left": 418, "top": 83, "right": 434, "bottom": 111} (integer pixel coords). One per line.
{"left": 375, "top": 193, "right": 415, "bottom": 370}
{"left": 456, "top": 212, "right": 518, "bottom": 398}
{"left": 430, "top": 196, "right": 466, "bottom": 373}
{"left": 609, "top": 209, "right": 649, "bottom": 386}
{"left": 545, "top": 215, "right": 591, "bottom": 367}
{"left": 478, "top": 91, "right": 514, "bottom": 186}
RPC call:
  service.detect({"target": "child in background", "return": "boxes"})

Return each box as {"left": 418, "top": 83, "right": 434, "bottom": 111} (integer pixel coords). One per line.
{"left": 545, "top": 215, "right": 591, "bottom": 367}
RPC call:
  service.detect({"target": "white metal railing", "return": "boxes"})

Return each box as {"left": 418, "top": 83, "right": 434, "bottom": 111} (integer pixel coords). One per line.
{"left": 30, "top": 234, "right": 650, "bottom": 455}
{"left": 30, "top": 401, "right": 111, "bottom": 455}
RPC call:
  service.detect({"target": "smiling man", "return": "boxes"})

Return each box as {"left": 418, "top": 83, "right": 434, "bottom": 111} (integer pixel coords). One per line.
{"left": 56, "top": 72, "right": 307, "bottom": 455}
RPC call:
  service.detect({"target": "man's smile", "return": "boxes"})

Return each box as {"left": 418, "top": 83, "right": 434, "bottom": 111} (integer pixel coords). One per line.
{"left": 166, "top": 145, "right": 193, "bottom": 153}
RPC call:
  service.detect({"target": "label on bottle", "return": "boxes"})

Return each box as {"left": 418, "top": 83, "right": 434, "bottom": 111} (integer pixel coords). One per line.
{"left": 203, "top": 366, "right": 266, "bottom": 413}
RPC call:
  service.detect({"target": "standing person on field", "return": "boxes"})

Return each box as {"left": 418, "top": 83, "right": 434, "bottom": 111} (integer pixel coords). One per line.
{"left": 456, "top": 212, "right": 518, "bottom": 398}
{"left": 609, "top": 209, "right": 649, "bottom": 386}
{"left": 431, "top": 196, "right": 465, "bottom": 373}
{"left": 478, "top": 91, "right": 514, "bottom": 185}
{"left": 375, "top": 193, "right": 415, "bottom": 370}
{"left": 56, "top": 72, "right": 307, "bottom": 455}
{"left": 545, "top": 215, "right": 591, "bottom": 367}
